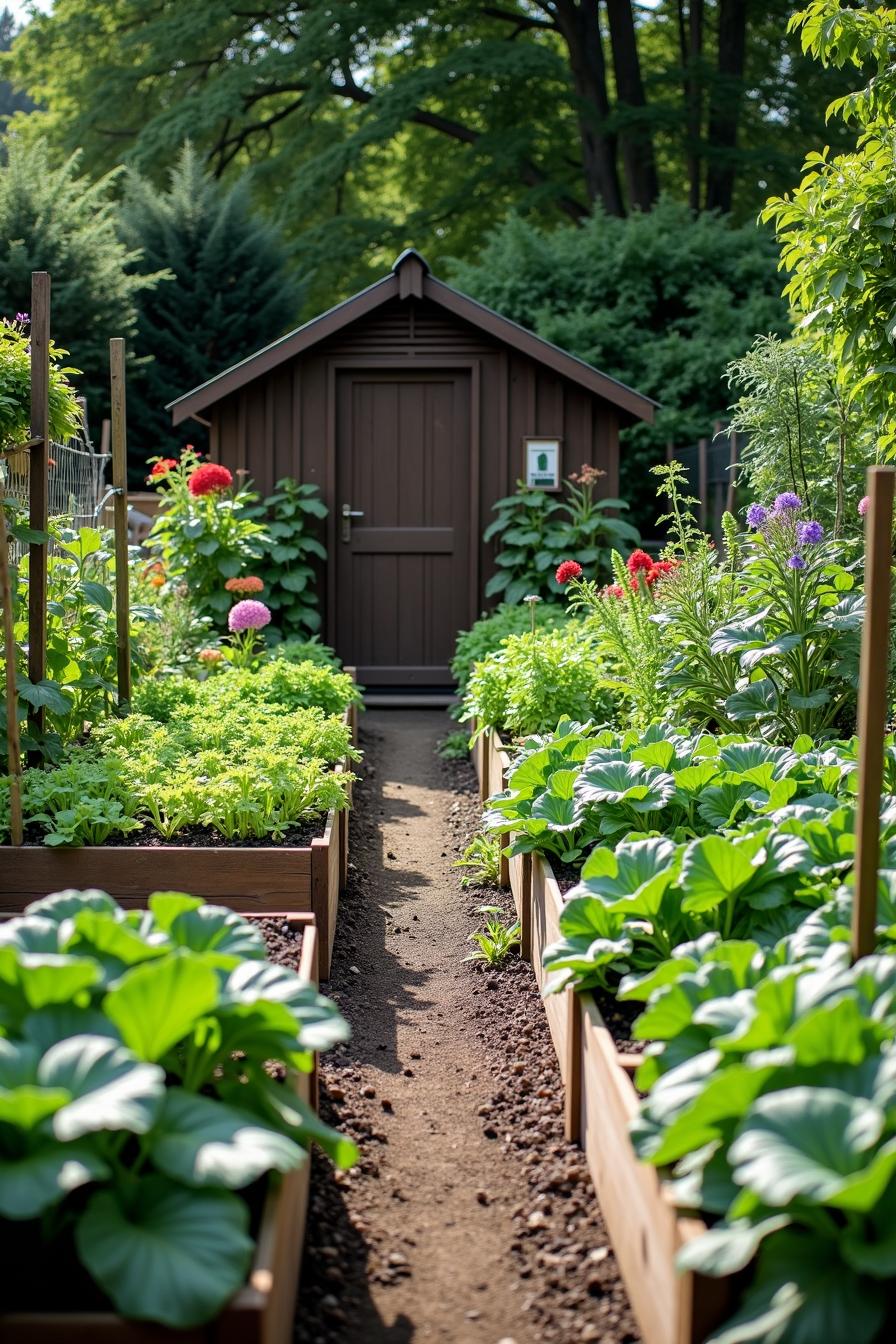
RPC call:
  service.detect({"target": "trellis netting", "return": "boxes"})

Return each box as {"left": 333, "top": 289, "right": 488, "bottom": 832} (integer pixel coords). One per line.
{"left": 1, "top": 417, "right": 109, "bottom": 556}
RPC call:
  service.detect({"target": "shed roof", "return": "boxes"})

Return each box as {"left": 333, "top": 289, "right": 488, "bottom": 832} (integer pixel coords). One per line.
{"left": 168, "top": 249, "right": 657, "bottom": 426}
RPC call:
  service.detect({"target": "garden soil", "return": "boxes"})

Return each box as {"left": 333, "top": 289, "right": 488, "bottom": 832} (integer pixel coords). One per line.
{"left": 299, "top": 709, "right": 639, "bottom": 1344}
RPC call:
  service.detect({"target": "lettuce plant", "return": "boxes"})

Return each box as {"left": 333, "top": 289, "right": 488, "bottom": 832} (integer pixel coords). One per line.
{"left": 0, "top": 888, "right": 354, "bottom": 1328}
{"left": 461, "top": 629, "right": 613, "bottom": 738}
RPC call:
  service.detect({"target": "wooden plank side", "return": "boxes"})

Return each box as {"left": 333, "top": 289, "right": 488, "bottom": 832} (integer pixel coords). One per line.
{"left": 529, "top": 854, "right": 570, "bottom": 1084}
{"left": 578, "top": 995, "right": 730, "bottom": 1344}
{"left": 0, "top": 847, "right": 312, "bottom": 912}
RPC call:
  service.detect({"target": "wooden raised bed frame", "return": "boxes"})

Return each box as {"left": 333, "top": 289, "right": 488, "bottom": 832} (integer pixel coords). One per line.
{"left": 0, "top": 694, "right": 360, "bottom": 980}
{"left": 0, "top": 913, "right": 321, "bottom": 1344}
{"left": 519, "top": 845, "right": 732, "bottom": 1344}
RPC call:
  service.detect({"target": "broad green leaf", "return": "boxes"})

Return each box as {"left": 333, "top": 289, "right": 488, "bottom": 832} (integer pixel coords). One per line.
{"left": 0, "top": 946, "right": 101, "bottom": 1017}
{"left": 150, "top": 1088, "right": 304, "bottom": 1187}
{"left": 729, "top": 1086, "right": 892, "bottom": 1210}
{"left": 677, "top": 1214, "right": 792, "bottom": 1277}
{"left": 168, "top": 905, "right": 266, "bottom": 960}
{"left": 223, "top": 961, "right": 350, "bottom": 1051}
{"left": 725, "top": 679, "right": 779, "bottom": 722}
{"left": 103, "top": 952, "right": 220, "bottom": 1061}
{"left": 38, "top": 1035, "right": 164, "bottom": 1140}
{"left": 76, "top": 1177, "right": 254, "bottom": 1328}
{"left": 0, "top": 1143, "right": 110, "bottom": 1219}
{"left": 63, "top": 911, "right": 168, "bottom": 974}
{"left": 25, "top": 889, "right": 120, "bottom": 924}
{"left": 680, "top": 835, "right": 762, "bottom": 913}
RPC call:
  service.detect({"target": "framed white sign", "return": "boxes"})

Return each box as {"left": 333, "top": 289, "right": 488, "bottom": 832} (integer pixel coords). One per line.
{"left": 524, "top": 437, "right": 562, "bottom": 491}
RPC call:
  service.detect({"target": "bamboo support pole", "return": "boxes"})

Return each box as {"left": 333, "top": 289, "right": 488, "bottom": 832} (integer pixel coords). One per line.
{"left": 0, "top": 492, "right": 23, "bottom": 845}
{"left": 109, "top": 339, "right": 131, "bottom": 707}
{"left": 27, "top": 273, "right": 50, "bottom": 740}
{"left": 852, "top": 465, "right": 896, "bottom": 961}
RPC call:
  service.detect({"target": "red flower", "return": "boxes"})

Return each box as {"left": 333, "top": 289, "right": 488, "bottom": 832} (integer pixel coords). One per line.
{"left": 148, "top": 458, "right": 178, "bottom": 481}
{"left": 555, "top": 559, "right": 584, "bottom": 585}
{"left": 643, "top": 558, "right": 677, "bottom": 587}
{"left": 603, "top": 583, "right": 625, "bottom": 599}
{"left": 188, "top": 462, "right": 233, "bottom": 496}
{"left": 626, "top": 548, "right": 654, "bottom": 576}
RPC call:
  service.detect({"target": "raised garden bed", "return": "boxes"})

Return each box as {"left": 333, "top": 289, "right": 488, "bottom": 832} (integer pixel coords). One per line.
{"left": 578, "top": 992, "right": 732, "bottom": 1344}
{"left": 516, "top": 845, "right": 734, "bottom": 1344}
{"left": 0, "top": 707, "right": 358, "bottom": 980}
{"left": 0, "top": 912, "right": 321, "bottom": 1344}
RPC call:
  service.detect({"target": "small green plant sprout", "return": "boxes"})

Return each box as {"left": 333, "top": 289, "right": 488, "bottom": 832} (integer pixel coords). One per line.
{"left": 465, "top": 905, "right": 521, "bottom": 966}
{"left": 438, "top": 730, "right": 470, "bottom": 761}
{"left": 454, "top": 833, "right": 502, "bottom": 887}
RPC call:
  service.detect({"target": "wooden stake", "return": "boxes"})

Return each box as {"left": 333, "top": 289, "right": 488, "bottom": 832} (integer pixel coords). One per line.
{"left": 0, "top": 491, "right": 24, "bottom": 845}
{"left": 27, "top": 272, "right": 50, "bottom": 739}
{"left": 109, "top": 339, "right": 131, "bottom": 708}
{"left": 852, "top": 465, "right": 896, "bottom": 961}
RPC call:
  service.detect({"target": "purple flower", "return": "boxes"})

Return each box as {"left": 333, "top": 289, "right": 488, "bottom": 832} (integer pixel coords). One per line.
{"left": 746, "top": 503, "right": 768, "bottom": 528}
{"left": 773, "top": 492, "right": 802, "bottom": 514}
{"left": 796, "top": 520, "right": 824, "bottom": 545}
{"left": 14, "top": 311, "right": 28, "bottom": 324}
{"left": 228, "top": 599, "right": 272, "bottom": 633}
{"left": 859, "top": 496, "right": 870, "bottom": 517}
{"left": 787, "top": 554, "right": 806, "bottom": 570}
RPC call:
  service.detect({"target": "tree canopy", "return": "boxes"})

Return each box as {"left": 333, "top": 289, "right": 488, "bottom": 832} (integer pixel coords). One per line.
{"left": 0, "top": 138, "right": 154, "bottom": 434}
{"left": 120, "top": 144, "right": 303, "bottom": 468}
{"left": 450, "top": 198, "right": 789, "bottom": 518}
{"left": 4, "top": 0, "right": 859, "bottom": 310}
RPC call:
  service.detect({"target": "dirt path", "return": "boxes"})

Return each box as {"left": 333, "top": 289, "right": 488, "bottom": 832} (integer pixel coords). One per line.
{"left": 300, "top": 709, "right": 637, "bottom": 1344}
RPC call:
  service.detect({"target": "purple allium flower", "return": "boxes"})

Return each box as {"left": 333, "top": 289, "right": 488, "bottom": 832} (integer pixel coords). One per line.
{"left": 746, "top": 503, "right": 768, "bottom": 528}
{"left": 797, "top": 520, "right": 824, "bottom": 545}
{"left": 773, "top": 492, "right": 802, "bottom": 514}
{"left": 14, "top": 311, "right": 28, "bottom": 324}
{"left": 787, "top": 554, "right": 806, "bottom": 570}
{"left": 228, "top": 599, "right": 272, "bottom": 633}
{"left": 859, "top": 496, "right": 870, "bottom": 517}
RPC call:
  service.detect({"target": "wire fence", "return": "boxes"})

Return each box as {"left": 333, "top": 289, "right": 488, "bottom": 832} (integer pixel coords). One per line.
{"left": 1, "top": 418, "right": 110, "bottom": 558}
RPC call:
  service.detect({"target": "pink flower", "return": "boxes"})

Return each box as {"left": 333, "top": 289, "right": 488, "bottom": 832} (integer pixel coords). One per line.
{"left": 228, "top": 599, "right": 272, "bottom": 633}
{"left": 188, "top": 462, "right": 233, "bottom": 496}
{"left": 198, "top": 648, "right": 223, "bottom": 664}
{"left": 859, "top": 496, "right": 870, "bottom": 517}
{"left": 555, "top": 559, "right": 584, "bottom": 584}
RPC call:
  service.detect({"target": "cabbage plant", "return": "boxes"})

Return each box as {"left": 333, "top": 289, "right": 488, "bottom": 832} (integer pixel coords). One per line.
{"left": 0, "top": 888, "right": 355, "bottom": 1328}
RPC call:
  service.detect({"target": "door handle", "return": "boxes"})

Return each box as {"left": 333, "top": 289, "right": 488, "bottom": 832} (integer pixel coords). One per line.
{"left": 341, "top": 503, "right": 364, "bottom": 543}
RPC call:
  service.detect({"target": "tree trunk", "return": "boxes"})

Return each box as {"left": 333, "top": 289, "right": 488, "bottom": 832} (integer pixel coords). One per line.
{"left": 552, "top": 0, "right": 625, "bottom": 216}
{"left": 603, "top": 0, "right": 660, "bottom": 210}
{"left": 704, "top": 0, "right": 748, "bottom": 213}
{"left": 678, "top": 0, "right": 704, "bottom": 212}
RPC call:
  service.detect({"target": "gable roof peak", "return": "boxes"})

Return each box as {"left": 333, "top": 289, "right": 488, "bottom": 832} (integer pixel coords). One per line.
{"left": 392, "top": 248, "right": 430, "bottom": 275}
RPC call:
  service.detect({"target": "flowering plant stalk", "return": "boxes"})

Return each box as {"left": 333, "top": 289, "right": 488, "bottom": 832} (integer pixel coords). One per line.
{"left": 225, "top": 598, "right": 272, "bottom": 669}
{"left": 562, "top": 548, "right": 670, "bottom": 728}
{"left": 147, "top": 448, "right": 268, "bottom": 628}
{"left": 710, "top": 493, "right": 864, "bottom": 739}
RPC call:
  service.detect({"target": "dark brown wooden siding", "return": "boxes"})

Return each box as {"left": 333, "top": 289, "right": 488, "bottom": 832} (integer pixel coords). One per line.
{"left": 210, "top": 296, "right": 620, "bottom": 632}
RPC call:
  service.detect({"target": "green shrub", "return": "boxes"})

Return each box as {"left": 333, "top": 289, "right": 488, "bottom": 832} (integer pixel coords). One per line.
{"left": 273, "top": 637, "right": 341, "bottom": 667}
{"left": 0, "top": 888, "right": 353, "bottom": 1328}
{"left": 461, "top": 628, "right": 611, "bottom": 738}
{"left": 201, "top": 660, "right": 361, "bottom": 719}
{"left": 247, "top": 479, "right": 328, "bottom": 636}
{"left": 452, "top": 602, "right": 577, "bottom": 695}
{"left": 483, "top": 472, "right": 638, "bottom": 605}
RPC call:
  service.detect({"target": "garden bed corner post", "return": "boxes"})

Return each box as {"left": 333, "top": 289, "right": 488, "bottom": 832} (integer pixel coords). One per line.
{"left": 109, "top": 337, "right": 131, "bottom": 708}
{"left": 27, "top": 271, "right": 50, "bottom": 743}
{"left": 852, "top": 464, "right": 896, "bottom": 961}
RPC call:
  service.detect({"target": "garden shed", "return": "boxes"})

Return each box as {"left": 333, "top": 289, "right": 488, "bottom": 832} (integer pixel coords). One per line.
{"left": 168, "top": 249, "right": 656, "bottom": 686}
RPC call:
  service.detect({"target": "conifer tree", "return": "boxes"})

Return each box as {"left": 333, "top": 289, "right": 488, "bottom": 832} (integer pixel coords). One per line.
{"left": 121, "top": 145, "right": 302, "bottom": 467}
{"left": 0, "top": 137, "right": 149, "bottom": 433}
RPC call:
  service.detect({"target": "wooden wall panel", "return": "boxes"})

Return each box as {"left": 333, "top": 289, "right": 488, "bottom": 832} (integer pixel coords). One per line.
{"left": 208, "top": 295, "right": 628, "bottom": 639}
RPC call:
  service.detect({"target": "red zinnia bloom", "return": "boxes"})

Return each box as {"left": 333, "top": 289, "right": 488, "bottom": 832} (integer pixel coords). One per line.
{"left": 626, "top": 548, "right": 654, "bottom": 576}
{"left": 149, "top": 458, "right": 178, "bottom": 481}
{"left": 555, "top": 559, "right": 584, "bottom": 585}
{"left": 188, "top": 462, "right": 233, "bottom": 496}
{"left": 225, "top": 575, "right": 264, "bottom": 594}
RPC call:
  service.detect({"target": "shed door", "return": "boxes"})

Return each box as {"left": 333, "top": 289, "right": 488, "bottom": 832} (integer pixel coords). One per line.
{"left": 334, "top": 370, "right": 473, "bottom": 685}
